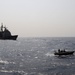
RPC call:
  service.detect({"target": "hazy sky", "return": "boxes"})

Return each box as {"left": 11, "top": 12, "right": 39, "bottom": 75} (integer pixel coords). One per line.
{"left": 0, "top": 0, "right": 75, "bottom": 37}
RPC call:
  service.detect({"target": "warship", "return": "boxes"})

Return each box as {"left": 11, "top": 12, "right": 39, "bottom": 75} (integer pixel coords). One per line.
{"left": 0, "top": 23, "right": 18, "bottom": 40}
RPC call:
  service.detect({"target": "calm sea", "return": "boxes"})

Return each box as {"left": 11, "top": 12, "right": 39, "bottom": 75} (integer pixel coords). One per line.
{"left": 0, "top": 37, "right": 75, "bottom": 75}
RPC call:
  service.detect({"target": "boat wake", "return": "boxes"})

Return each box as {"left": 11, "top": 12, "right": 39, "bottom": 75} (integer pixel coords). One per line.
{"left": 45, "top": 52, "right": 54, "bottom": 57}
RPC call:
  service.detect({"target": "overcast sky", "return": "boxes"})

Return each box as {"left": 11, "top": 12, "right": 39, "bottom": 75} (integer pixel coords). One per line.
{"left": 0, "top": 0, "right": 75, "bottom": 37}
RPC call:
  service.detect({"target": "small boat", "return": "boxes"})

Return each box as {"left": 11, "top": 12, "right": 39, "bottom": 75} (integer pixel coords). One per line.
{"left": 0, "top": 23, "right": 18, "bottom": 40}
{"left": 54, "top": 49, "right": 74, "bottom": 56}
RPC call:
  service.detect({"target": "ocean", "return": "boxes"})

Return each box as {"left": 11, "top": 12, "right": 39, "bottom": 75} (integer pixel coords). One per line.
{"left": 0, "top": 37, "right": 75, "bottom": 75}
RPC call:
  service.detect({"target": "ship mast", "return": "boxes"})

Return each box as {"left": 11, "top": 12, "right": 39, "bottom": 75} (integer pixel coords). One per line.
{"left": 1, "top": 23, "right": 3, "bottom": 32}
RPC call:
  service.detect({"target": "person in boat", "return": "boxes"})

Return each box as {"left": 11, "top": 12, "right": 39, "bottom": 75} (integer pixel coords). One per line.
{"left": 58, "top": 49, "right": 61, "bottom": 53}
{"left": 58, "top": 49, "right": 66, "bottom": 53}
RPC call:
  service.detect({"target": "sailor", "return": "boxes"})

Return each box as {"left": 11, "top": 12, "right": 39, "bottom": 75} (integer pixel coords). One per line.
{"left": 58, "top": 49, "right": 60, "bottom": 52}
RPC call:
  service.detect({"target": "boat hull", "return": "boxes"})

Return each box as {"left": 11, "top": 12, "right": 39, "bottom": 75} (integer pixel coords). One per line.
{"left": 0, "top": 35, "right": 18, "bottom": 40}
{"left": 54, "top": 51, "right": 74, "bottom": 55}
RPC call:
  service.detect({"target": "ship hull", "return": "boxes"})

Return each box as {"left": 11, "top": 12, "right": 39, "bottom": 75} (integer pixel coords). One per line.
{"left": 54, "top": 51, "right": 74, "bottom": 56}
{"left": 0, "top": 35, "right": 18, "bottom": 40}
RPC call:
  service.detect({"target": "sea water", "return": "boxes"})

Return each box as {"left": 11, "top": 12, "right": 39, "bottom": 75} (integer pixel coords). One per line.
{"left": 0, "top": 37, "right": 75, "bottom": 75}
